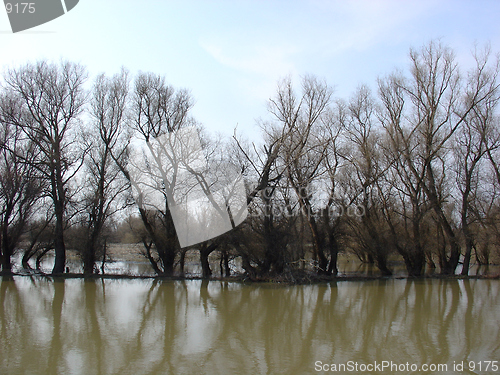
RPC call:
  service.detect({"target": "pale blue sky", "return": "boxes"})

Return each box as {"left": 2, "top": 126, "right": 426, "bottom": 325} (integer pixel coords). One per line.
{"left": 1, "top": 0, "right": 500, "bottom": 139}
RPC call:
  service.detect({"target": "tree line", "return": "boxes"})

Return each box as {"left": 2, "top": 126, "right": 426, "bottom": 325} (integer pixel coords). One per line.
{"left": 1, "top": 40, "right": 500, "bottom": 279}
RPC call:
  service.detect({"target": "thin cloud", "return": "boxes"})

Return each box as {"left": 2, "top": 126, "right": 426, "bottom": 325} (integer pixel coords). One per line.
{"left": 200, "top": 36, "right": 299, "bottom": 103}
{"left": 200, "top": 38, "right": 298, "bottom": 78}
{"left": 310, "top": 0, "right": 443, "bottom": 53}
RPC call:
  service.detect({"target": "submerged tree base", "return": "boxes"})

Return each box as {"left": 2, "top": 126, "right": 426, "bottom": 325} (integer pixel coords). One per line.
{"left": 3, "top": 269, "right": 499, "bottom": 285}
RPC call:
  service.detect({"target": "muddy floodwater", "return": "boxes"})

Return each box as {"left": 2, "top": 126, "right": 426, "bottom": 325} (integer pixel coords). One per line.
{"left": 1, "top": 277, "right": 499, "bottom": 375}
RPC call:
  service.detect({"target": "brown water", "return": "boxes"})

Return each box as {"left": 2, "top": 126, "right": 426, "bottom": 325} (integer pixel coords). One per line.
{"left": 0, "top": 277, "right": 499, "bottom": 375}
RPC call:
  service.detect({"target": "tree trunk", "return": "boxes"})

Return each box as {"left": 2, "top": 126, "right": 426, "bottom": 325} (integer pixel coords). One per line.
{"left": 52, "top": 222, "right": 66, "bottom": 274}
{"left": 159, "top": 206, "right": 178, "bottom": 276}
{"left": 200, "top": 250, "right": 212, "bottom": 279}
{"left": 461, "top": 235, "right": 473, "bottom": 276}
{"left": 374, "top": 251, "right": 392, "bottom": 276}
{"left": 52, "top": 196, "right": 66, "bottom": 274}
{"left": 83, "top": 246, "right": 96, "bottom": 275}
{"left": 426, "top": 165, "right": 460, "bottom": 275}
{"left": 460, "top": 177, "right": 475, "bottom": 276}
{"left": 221, "top": 249, "right": 231, "bottom": 277}
{"left": 1, "top": 219, "right": 13, "bottom": 274}
{"left": 36, "top": 246, "right": 51, "bottom": 270}
{"left": 306, "top": 215, "right": 328, "bottom": 274}
{"left": 142, "top": 239, "right": 162, "bottom": 275}
{"left": 200, "top": 242, "right": 218, "bottom": 279}
{"left": 100, "top": 240, "right": 107, "bottom": 275}
{"left": 179, "top": 249, "right": 186, "bottom": 276}
{"left": 326, "top": 232, "right": 339, "bottom": 276}
{"left": 160, "top": 248, "right": 175, "bottom": 276}
{"left": 402, "top": 250, "right": 425, "bottom": 277}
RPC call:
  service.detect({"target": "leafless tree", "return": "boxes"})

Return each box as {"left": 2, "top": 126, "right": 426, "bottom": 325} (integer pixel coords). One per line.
{"left": 76, "top": 68, "right": 131, "bottom": 274}
{"left": 338, "top": 85, "right": 393, "bottom": 275}
{"left": 0, "top": 97, "right": 45, "bottom": 273}
{"left": 113, "top": 72, "right": 194, "bottom": 276}
{"left": 453, "top": 46, "right": 500, "bottom": 274}
{"left": 378, "top": 41, "right": 500, "bottom": 274}
{"left": 378, "top": 74, "right": 432, "bottom": 276}
{"left": 271, "top": 75, "right": 334, "bottom": 274}
{"left": 232, "top": 105, "right": 304, "bottom": 277}
{"left": 2, "top": 60, "right": 88, "bottom": 274}
{"left": 318, "top": 109, "right": 347, "bottom": 276}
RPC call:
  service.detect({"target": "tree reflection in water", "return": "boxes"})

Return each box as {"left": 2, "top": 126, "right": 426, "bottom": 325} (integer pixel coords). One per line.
{"left": 1, "top": 277, "right": 499, "bottom": 374}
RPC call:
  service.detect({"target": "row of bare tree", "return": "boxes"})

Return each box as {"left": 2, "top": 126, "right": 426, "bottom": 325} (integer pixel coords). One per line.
{"left": 1, "top": 40, "right": 500, "bottom": 278}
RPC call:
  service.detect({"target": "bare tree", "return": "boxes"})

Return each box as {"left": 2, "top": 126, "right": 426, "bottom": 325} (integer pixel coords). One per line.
{"left": 339, "top": 85, "right": 393, "bottom": 276}
{"left": 2, "top": 60, "right": 88, "bottom": 274}
{"left": 232, "top": 127, "right": 291, "bottom": 278}
{"left": 379, "top": 41, "right": 500, "bottom": 274}
{"left": 0, "top": 96, "right": 45, "bottom": 273}
{"left": 270, "top": 75, "right": 334, "bottom": 274}
{"left": 378, "top": 74, "right": 432, "bottom": 276}
{"left": 319, "top": 109, "right": 347, "bottom": 276}
{"left": 453, "top": 46, "right": 500, "bottom": 275}
{"left": 232, "top": 91, "right": 310, "bottom": 278}
{"left": 112, "top": 72, "right": 194, "bottom": 276}
{"left": 76, "top": 68, "right": 130, "bottom": 274}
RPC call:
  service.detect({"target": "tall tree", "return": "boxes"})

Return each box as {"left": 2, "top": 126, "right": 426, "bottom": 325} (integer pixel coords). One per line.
{"left": 378, "top": 73, "right": 431, "bottom": 276}
{"left": 3, "top": 60, "right": 88, "bottom": 274}
{"left": 270, "top": 75, "right": 334, "bottom": 274}
{"left": 453, "top": 46, "right": 500, "bottom": 275}
{"left": 77, "top": 68, "right": 130, "bottom": 274}
{"left": 232, "top": 121, "right": 295, "bottom": 278}
{"left": 0, "top": 96, "right": 45, "bottom": 273}
{"left": 339, "top": 85, "right": 393, "bottom": 275}
{"left": 382, "top": 41, "right": 500, "bottom": 274}
{"left": 114, "top": 72, "right": 194, "bottom": 276}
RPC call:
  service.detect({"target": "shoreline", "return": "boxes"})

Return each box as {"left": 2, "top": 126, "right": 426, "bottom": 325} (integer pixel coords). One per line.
{"left": 2, "top": 270, "right": 499, "bottom": 285}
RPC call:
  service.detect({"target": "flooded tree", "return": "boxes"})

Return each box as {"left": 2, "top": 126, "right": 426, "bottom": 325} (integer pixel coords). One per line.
{"left": 380, "top": 41, "right": 500, "bottom": 274}
{"left": 232, "top": 105, "right": 296, "bottom": 278}
{"left": 76, "top": 69, "right": 131, "bottom": 274}
{"left": 271, "top": 75, "right": 334, "bottom": 274}
{"left": 2, "top": 61, "right": 88, "bottom": 274}
{"left": 378, "top": 73, "right": 431, "bottom": 276}
{"left": 453, "top": 46, "right": 500, "bottom": 275}
{"left": 0, "top": 100, "right": 45, "bottom": 273}
{"left": 117, "top": 72, "right": 194, "bottom": 276}
{"left": 1, "top": 40, "right": 500, "bottom": 278}
{"left": 338, "top": 85, "right": 393, "bottom": 276}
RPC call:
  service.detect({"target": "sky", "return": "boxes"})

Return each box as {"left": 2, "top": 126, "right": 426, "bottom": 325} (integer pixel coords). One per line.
{"left": 1, "top": 0, "right": 500, "bottom": 141}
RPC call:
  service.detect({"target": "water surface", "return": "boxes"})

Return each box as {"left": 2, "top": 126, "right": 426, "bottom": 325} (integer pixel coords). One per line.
{"left": 1, "top": 277, "right": 499, "bottom": 374}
